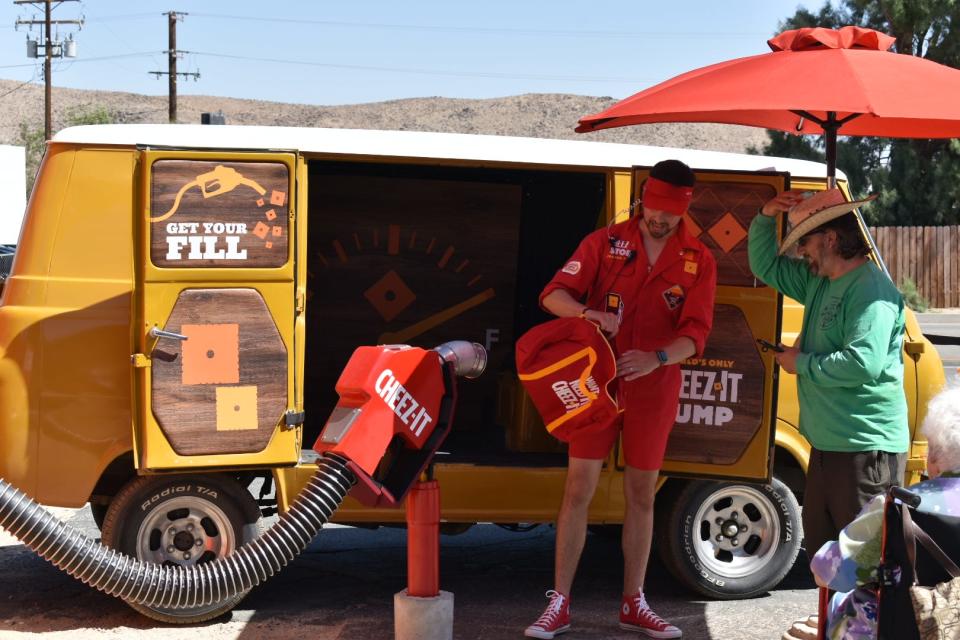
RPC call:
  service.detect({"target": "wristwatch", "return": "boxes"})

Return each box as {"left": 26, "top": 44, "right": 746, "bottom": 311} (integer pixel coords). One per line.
{"left": 655, "top": 350, "right": 669, "bottom": 366}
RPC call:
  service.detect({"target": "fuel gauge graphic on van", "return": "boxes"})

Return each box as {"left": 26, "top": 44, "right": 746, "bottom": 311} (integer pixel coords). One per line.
{"left": 306, "top": 171, "right": 522, "bottom": 437}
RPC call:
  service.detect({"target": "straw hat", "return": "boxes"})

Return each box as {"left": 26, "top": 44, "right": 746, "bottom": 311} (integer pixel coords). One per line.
{"left": 778, "top": 188, "right": 876, "bottom": 255}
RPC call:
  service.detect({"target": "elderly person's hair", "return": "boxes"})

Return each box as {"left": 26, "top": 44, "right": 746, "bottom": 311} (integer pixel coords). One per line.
{"left": 820, "top": 213, "right": 870, "bottom": 259}
{"left": 922, "top": 387, "right": 960, "bottom": 474}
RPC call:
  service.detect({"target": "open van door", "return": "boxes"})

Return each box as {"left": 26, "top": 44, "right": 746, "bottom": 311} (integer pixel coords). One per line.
{"left": 132, "top": 150, "right": 302, "bottom": 471}
{"left": 625, "top": 168, "right": 787, "bottom": 482}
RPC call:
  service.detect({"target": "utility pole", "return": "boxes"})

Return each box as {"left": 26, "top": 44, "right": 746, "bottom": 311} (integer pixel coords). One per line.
{"left": 150, "top": 11, "right": 199, "bottom": 124}
{"left": 15, "top": 0, "right": 83, "bottom": 140}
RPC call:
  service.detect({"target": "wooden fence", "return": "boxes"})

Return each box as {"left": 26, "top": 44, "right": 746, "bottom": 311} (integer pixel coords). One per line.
{"left": 869, "top": 226, "right": 960, "bottom": 309}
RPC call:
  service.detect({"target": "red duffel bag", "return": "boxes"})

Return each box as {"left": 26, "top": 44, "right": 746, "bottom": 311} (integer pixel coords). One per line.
{"left": 515, "top": 317, "right": 620, "bottom": 442}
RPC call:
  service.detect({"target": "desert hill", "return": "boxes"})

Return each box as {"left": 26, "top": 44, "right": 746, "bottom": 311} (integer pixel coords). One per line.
{"left": 0, "top": 78, "right": 769, "bottom": 154}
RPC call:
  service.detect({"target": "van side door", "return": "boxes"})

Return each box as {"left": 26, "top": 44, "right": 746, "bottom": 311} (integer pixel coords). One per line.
{"left": 133, "top": 150, "right": 301, "bottom": 471}
{"left": 627, "top": 168, "right": 787, "bottom": 482}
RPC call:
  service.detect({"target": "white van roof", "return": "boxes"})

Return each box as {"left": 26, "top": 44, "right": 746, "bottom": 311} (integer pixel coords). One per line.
{"left": 53, "top": 124, "right": 843, "bottom": 181}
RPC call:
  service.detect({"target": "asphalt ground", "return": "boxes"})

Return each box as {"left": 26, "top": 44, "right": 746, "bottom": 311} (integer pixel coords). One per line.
{"left": 1, "top": 312, "right": 957, "bottom": 639}
{"left": 0, "top": 511, "right": 817, "bottom": 640}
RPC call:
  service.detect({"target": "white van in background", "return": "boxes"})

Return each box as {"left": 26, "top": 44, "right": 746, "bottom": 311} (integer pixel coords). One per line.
{"left": 0, "top": 144, "right": 26, "bottom": 245}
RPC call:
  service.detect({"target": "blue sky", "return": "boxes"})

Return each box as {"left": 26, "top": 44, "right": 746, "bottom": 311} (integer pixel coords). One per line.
{"left": 0, "top": 1, "right": 815, "bottom": 105}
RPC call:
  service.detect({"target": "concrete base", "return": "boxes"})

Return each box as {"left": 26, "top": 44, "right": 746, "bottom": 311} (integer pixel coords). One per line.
{"left": 394, "top": 589, "right": 454, "bottom": 640}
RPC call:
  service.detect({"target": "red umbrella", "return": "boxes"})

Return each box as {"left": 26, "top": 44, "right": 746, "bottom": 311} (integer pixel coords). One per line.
{"left": 577, "top": 26, "right": 960, "bottom": 183}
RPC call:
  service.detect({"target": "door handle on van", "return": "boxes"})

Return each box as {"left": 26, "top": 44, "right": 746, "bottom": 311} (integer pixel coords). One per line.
{"left": 148, "top": 327, "right": 188, "bottom": 341}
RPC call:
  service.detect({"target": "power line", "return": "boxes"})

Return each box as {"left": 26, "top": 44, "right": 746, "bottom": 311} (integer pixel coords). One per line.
{"left": 0, "top": 52, "right": 159, "bottom": 69}
{"left": 190, "top": 51, "right": 655, "bottom": 84}
{"left": 186, "top": 12, "right": 766, "bottom": 39}
{"left": 79, "top": 12, "right": 157, "bottom": 22}
{"left": 0, "top": 71, "right": 39, "bottom": 100}
{"left": 79, "top": 0, "right": 164, "bottom": 69}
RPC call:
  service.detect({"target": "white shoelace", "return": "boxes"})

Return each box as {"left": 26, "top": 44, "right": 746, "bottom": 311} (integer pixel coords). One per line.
{"left": 630, "top": 593, "right": 671, "bottom": 627}
{"left": 533, "top": 590, "right": 566, "bottom": 627}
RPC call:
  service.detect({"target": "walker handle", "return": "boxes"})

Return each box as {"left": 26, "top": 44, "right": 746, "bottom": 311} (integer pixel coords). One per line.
{"left": 889, "top": 486, "right": 921, "bottom": 508}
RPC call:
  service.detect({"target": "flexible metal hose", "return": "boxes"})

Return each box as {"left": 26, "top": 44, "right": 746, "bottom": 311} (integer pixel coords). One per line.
{"left": 0, "top": 454, "right": 355, "bottom": 609}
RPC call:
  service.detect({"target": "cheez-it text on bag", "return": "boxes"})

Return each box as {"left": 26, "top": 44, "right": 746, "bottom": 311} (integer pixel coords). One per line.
{"left": 515, "top": 317, "right": 620, "bottom": 443}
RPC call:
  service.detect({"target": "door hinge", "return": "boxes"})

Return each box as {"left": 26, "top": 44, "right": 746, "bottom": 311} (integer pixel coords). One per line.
{"left": 295, "top": 291, "right": 306, "bottom": 315}
{"left": 284, "top": 409, "right": 305, "bottom": 429}
{"left": 131, "top": 353, "right": 152, "bottom": 368}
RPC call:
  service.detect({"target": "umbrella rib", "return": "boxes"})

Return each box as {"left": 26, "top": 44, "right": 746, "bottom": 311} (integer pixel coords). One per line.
{"left": 836, "top": 112, "right": 862, "bottom": 127}
{"left": 789, "top": 110, "right": 862, "bottom": 132}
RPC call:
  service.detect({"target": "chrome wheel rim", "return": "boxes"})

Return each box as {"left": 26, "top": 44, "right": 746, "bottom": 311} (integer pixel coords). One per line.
{"left": 135, "top": 495, "right": 238, "bottom": 615}
{"left": 691, "top": 485, "right": 781, "bottom": 579}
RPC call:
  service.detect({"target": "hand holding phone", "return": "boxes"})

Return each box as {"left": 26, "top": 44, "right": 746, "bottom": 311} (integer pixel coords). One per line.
{"left": 756, "top": 338, "right": 785, "bottom": 353}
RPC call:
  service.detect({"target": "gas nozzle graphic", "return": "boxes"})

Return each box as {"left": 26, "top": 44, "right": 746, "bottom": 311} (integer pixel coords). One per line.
{"left": 150, "top": 165, "right": 268, "bottom": 222}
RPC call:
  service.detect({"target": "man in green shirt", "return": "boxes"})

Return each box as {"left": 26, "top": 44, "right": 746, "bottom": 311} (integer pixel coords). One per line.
{"left": 748, "top": 188, "right": 908, "bottom": 560}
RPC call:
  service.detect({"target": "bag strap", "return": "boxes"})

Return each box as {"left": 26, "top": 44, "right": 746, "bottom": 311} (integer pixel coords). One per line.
{"left": 902, "top": 504, "right": 960, "bottom": 581}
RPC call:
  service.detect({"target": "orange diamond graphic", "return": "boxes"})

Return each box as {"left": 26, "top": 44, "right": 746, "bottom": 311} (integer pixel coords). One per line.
{"left": 708, "top": 212, "right": 748, "bottom": 253}
{"left": 364, "top": 270, "right": 416, "bottom": 322}
{"left": 683, "top": 213, "right": 702, "bottom": 238}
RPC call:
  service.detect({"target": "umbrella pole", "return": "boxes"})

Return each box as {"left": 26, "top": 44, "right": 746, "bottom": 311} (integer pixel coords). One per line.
{"left": 823, "top": 112, "right": 893, "bottom": 279}
{"left": 825, "top": 112, "right": 838, "bottom": 189}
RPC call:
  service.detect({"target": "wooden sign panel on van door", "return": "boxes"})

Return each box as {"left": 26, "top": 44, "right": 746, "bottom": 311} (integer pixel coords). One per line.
{"left": 151, "top": 288, "right": 288, "bottom": 456}
{"left": 150, "top": 160, "right": 290, "bottom": 268}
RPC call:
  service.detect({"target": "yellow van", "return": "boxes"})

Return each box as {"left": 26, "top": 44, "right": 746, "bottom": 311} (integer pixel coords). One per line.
{"left": 0, "top": 125, "right": 944, "bottom": 622}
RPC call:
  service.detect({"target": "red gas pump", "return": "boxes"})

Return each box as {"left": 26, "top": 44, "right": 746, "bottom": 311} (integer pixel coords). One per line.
{"left": 313, "top": 341, "right": 484, "bottom": 507}
{"left": 0, "top": 340, "right": 484, "bottom": 626}
{"left": 313, "top": 341, "right": 485, "bottom": 634}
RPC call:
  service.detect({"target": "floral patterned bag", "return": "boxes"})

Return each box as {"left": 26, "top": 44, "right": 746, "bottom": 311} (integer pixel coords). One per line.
{"left": 904, "top": 508, "right": 960, "bottom": 640}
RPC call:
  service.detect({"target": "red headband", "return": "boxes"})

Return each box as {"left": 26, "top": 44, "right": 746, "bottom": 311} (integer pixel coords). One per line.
{"left": 642, "top": 176, "right": 693, "bottom": 216}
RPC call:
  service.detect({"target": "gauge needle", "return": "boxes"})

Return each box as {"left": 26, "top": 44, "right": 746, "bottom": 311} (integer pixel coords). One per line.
{"left": 379, "top": 288, "right": 495, "bottom": 344}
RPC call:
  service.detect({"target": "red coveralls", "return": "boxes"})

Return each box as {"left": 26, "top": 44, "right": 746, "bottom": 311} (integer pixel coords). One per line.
{"left": 540, "top": 217, "right": 717, "bottom": 469}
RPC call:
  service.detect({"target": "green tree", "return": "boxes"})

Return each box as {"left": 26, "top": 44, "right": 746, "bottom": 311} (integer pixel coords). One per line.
{"left": 758, "top": 1, "right": 960, "bottom": 226}
{"left": 17, "top": 105, "right": 116, "bottom": 194}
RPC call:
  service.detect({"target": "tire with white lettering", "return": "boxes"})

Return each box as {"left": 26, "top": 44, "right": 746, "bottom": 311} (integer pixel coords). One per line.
{"left": 100, "top": 474, "right": 261, "bottom": 623}
{"left": 656, "top": 477, "right": 801, "bottom": 599}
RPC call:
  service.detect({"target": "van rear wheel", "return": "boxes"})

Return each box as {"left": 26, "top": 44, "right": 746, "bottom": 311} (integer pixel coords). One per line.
{"left": 100, "top": 474, "right": 261, "bottom": 624}
{"left": 656, "top": 478, "right": 801, "bottom": 599}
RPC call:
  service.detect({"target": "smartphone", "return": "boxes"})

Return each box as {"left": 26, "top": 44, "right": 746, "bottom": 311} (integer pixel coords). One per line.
{"left": 756, "top": 338, "right": 785, "bottom": 353}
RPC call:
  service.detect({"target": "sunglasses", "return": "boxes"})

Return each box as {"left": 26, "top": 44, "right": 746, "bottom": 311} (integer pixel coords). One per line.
{"left": 797, "top": 229, "right": 825, "bottom": 248}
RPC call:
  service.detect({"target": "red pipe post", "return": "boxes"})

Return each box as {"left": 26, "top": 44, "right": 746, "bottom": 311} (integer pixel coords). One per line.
{"left": 406, "top": 479, "right": 440, "bottom": 597}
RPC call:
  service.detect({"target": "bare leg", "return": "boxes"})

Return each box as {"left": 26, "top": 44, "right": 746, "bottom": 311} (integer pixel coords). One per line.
{"left": 622, "top": 466, "right": 659, "bottom": 595}
{"left": 554, "top": 456, "right": 604, "bottom": 595}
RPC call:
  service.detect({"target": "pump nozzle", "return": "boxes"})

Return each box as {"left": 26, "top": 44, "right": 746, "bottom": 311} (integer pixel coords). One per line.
{"left": 433, "top": 341, "right": 486, "bottom": 379}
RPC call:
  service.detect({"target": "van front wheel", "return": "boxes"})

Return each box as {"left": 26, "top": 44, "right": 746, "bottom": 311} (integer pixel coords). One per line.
{"left": 656, "top": 478, "right": 801, "bottom": 599}
{"left": 100, "top": 474, "right": 261, "bottom": 623}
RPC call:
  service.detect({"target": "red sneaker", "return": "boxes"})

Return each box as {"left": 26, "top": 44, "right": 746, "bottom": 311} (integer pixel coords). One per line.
{"left": 619, "top": 592, "right": 681, "bottom": 638}
{"left": 524, "top": 590, "right": 571, "bottom": 639}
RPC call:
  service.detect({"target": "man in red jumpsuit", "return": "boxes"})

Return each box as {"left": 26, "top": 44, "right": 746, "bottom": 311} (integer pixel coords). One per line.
{"left": 525, "top": 160, "right": 717, "bottom": 639}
